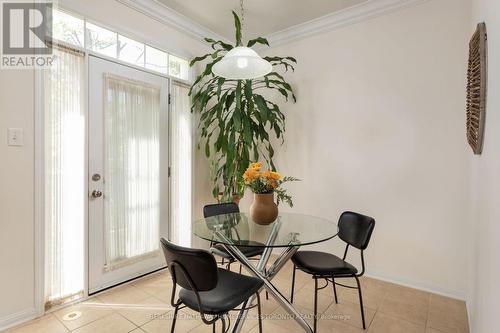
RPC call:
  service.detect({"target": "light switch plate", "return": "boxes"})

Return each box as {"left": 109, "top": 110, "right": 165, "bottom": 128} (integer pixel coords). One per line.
{"left": 8, "top": 128, "right": 23, "bottom": 146}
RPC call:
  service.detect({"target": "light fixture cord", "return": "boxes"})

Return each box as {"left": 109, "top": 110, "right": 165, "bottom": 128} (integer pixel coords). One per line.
{"left": 240, "top": 0, "right": 245, "bottom": 33}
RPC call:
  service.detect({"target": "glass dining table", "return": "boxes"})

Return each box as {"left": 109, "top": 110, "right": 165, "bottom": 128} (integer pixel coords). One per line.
{"left": 193, "top": 212, "right": 338, "bottom": 333}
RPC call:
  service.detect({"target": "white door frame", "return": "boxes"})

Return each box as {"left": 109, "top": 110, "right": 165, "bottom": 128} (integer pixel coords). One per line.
{"left": 87, "top": 55, "right": 170, "bottom": 293}
{"left": 33, "top": 42, "right": 191, "bottom": 316}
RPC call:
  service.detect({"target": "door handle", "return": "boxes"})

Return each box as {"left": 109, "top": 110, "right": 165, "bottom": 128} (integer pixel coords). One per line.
{"left": 91, "top": 190, "right": 103, "bottom": 198}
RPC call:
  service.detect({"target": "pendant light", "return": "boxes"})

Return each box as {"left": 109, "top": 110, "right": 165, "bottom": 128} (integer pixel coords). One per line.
{"left": 212, "top": 0, "right": 272, "bottom": 80}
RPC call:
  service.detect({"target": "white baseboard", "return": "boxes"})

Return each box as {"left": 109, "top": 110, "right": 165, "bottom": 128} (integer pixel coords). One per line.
{"left": 0, "top": 308, "right": 38, "bottom": 332}
{"left": 365, "top": 271, "right": 466, "bottom": 301}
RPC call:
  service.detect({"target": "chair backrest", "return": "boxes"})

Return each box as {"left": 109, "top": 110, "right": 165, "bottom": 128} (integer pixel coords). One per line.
{"left": 160, "top": 238, "right": 218, "bottom": 292}
{"left": 338, "top": 211, "right": 375, "bottom": 250}
{"left": 203, "top": 202, "right": 239, "bottom": 218}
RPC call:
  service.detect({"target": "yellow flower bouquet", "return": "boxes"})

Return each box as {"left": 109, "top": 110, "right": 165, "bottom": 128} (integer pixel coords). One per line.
{"left": 242, "top": 162, "right": 299, "bottom": 207}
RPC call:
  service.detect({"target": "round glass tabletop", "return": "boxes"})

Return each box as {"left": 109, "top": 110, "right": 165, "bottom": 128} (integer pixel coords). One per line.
{"left": 193, "top": 212, "right": 338, "bottom": 248}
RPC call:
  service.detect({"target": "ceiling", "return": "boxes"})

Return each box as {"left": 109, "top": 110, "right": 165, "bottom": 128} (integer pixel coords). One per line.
{"left": 156, "top": 0, "right": 367, "bottom": 41}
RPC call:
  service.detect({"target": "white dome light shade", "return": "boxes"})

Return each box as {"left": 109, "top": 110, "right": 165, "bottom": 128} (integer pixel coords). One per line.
{"left": 212, "top": 46, "right": 272, "bottom": 80}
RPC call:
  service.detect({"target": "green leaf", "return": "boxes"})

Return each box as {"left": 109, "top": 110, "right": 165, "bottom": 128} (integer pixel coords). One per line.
{"left": 253, "top": 95, "right": 269, "bottom": 124}
{"left": 268, "top": 144, "right": 275, "bottom": 158}
{"left": 273, "top": 123, "right": 281, "bottom": 138}
{"left": 225, "top": 91, "right": 235, "bottom": 110}
{"left": 253, "top": 141, "right": 260, "bottom": 160}
{"left": 247, "top": 37, "right": 269, "bottom": 48}
{"left": 232, "top": 11, "right": 242, "bottom": 46}
{"left": 244, "top": 80, "right": 252, "bottom": 98}
{"left": 211, "top": 49, "right": 224, "bottom": 59}
{"left": 216, "top": 77, "right": 225, "bottom": 98}
{"left": 265, "top": 72, "right": 285, "bottom": 81}
{"left": 233, "top": 81, "right": 242, "bottom": 129}
{"left": 204, "top": 38, "right": 234, "bottom": 51}
{"left": 233, "top": 108, "right": 241, "bottom": 131}
{"left": 205, "top": 141, "right": 210, "bottom": 157}
{"left": 243, "top": 116, "right": 252, "bottom": 145}
{"left": 189, "top": 53, "right": 211, "bottom": 67}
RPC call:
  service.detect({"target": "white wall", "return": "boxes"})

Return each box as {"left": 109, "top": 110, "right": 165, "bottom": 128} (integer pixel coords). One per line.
{"left": 239, "top": 0, "right": 472, "bottom": 298}
{"left": 0, "top": 70, "right": 37, "bottom": 327}
{"left": 0, "top": 0, "right": 208, "bottom": 329}
{"left": 468, "top": 0, "right": 500, "bottom": 331}
{"left": 1, "top": 0, "right": 490, "bottom": 329}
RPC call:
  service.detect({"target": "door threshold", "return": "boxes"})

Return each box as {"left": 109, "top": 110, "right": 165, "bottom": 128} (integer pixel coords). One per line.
{"left": 88, "top": 266, "right": 167, "bottom": 296}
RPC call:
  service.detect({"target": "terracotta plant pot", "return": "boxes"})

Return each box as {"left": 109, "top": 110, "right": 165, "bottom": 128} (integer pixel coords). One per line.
{"left": 250, "top": 192, "right": 279, "bottom": 225}
{"left": 216, "top": 192, "right": 241, "bottom": 205}
{"left": 232, "top": 193, "right": 241, "bottom": 205}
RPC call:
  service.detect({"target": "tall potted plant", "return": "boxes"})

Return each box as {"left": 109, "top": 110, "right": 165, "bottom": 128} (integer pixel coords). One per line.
{"left": 189, "top": 11, "right": 296, "bottom": 202}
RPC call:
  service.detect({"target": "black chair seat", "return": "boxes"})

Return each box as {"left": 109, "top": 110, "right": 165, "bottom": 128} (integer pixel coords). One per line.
{"left": 211, "top": 241, "right": 265, "bottom": 259}
{"left": 179, "top": 268, "right": 263, "bottom": 314}
{"left": 292, "top": 251, "right": 358, "bottom": 276}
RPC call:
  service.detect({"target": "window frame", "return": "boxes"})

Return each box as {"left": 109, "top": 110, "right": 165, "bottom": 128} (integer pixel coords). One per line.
{"left": 51, "top": 7, "right": 192, "bottom": 83}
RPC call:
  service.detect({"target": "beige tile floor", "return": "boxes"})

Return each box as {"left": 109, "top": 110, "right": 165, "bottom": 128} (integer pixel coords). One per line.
{"left": 4, "top": 262, "right": 469, "bottom": 333}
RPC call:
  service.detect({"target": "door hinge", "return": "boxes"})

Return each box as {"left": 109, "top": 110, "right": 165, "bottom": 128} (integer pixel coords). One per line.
{"left": 168, "top": 93, "right": 171, "bottom": 105}
{"left": 168, "top": 166, "right": 171, "bottom": 177}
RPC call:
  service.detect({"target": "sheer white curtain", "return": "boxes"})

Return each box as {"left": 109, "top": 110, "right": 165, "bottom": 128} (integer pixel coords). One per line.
{"left": 170, "top": 83, "right": 192, "bottom": 246}
{"left": 44, "top": 46, "right": 85, "bottom": 308}
{"left": 104, "top": 75, "right": 161, "bottom": 269}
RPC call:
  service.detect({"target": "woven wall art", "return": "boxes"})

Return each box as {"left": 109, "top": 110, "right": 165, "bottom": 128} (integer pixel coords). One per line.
{"left": 466, "top": 22, "right": 487, "bottom": 155}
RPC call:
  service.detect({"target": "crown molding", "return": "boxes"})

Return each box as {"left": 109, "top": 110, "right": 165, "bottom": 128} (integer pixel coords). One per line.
{"left": 115, "top": 0, "right": 428, "bottom": 49}
{"left": 266, "top": 0, "right": 429, "bottom": 48}
{"left": 116, "top": 0, "right": 228, "bottom": 43}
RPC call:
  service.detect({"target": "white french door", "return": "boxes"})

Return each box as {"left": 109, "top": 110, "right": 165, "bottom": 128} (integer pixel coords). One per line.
{"left": 88, "top": 56, "right": 169, "bottom": 293}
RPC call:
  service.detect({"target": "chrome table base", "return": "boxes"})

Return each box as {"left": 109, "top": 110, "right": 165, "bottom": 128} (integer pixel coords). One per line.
{"left": 217, "top": 220, "right": 313, "bottom": 333}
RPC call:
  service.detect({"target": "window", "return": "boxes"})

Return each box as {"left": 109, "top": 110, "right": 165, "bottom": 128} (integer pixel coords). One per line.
{"left": 170, "top": 83, "right": 192, "bottom": 246}
{"left": 169, "top": 55, "right": 190, "bottom": 80}
{"left": 52, "top": 8, "right": 190, "bottom": 80}
{"left": 145, "top": 46, "right": 168, "bottom": 75}
{"left": 52, "top": 9, "right": 84, "bottom": 47}
{"left": 118, "top": 35, "right": 145, "bottom": 67}
{"left": 44, "top": 46, "right": 85, "bottom": 308}
{"left": 86, "top": 22, "right": 117, "bottom": 58}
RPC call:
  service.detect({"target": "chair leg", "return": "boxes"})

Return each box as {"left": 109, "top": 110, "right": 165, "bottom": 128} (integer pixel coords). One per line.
{"left": 221, "top": 315, "right": 226, "bottom": 333}
{"left": 265, "top": 290, "right": 269, "bottom": 300}
{"left": 170, "top": 305, "right": 179, "bottom": 333}
{"left": 212, "top": 321, "right": 216, "bottom": 333}
{"left": 332, "top": 276, "right": 338, "bottom": 304}
{"left": 221, "top": 257, "right": 225, "bottom": 267}
{"left": 290, "top": 265, "right": 296, "bottom": 303}
{"left": 256, "top": 292, "right": 263, "bottom": 333}
{"left": 313, "top": 277, "right": 319, "bottom": 333}
{"left": 354, "top": 276, "right": 366, "bottom": 330}
{"left": 239, "top": 264, "right": 242, "bottom": 274}
{"left": 227, "top": 261, "right": 231, "bottom": 271}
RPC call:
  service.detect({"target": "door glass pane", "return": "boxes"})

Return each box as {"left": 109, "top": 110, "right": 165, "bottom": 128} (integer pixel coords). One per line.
{"left": 104, "top": 75, "right": 161, "bottom": 270}
{"left": 44, "top": 47, "right": 85, "bottom": 307}
{"left": 86, "top": 22, "right": 117, "bottom": 58}
{"left": 118, "top": 35, "right": 145, "bottom": 67}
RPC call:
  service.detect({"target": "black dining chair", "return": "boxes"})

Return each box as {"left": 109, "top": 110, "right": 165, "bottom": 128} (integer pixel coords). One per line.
{"left": 203, "top": 203, "right": 265, "bottom": 272}
{"left": 160, "top": 238, "right": 263, "bottom": 333}
{"left": 289, "top": 211, "right": 375, "bottom": 332}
